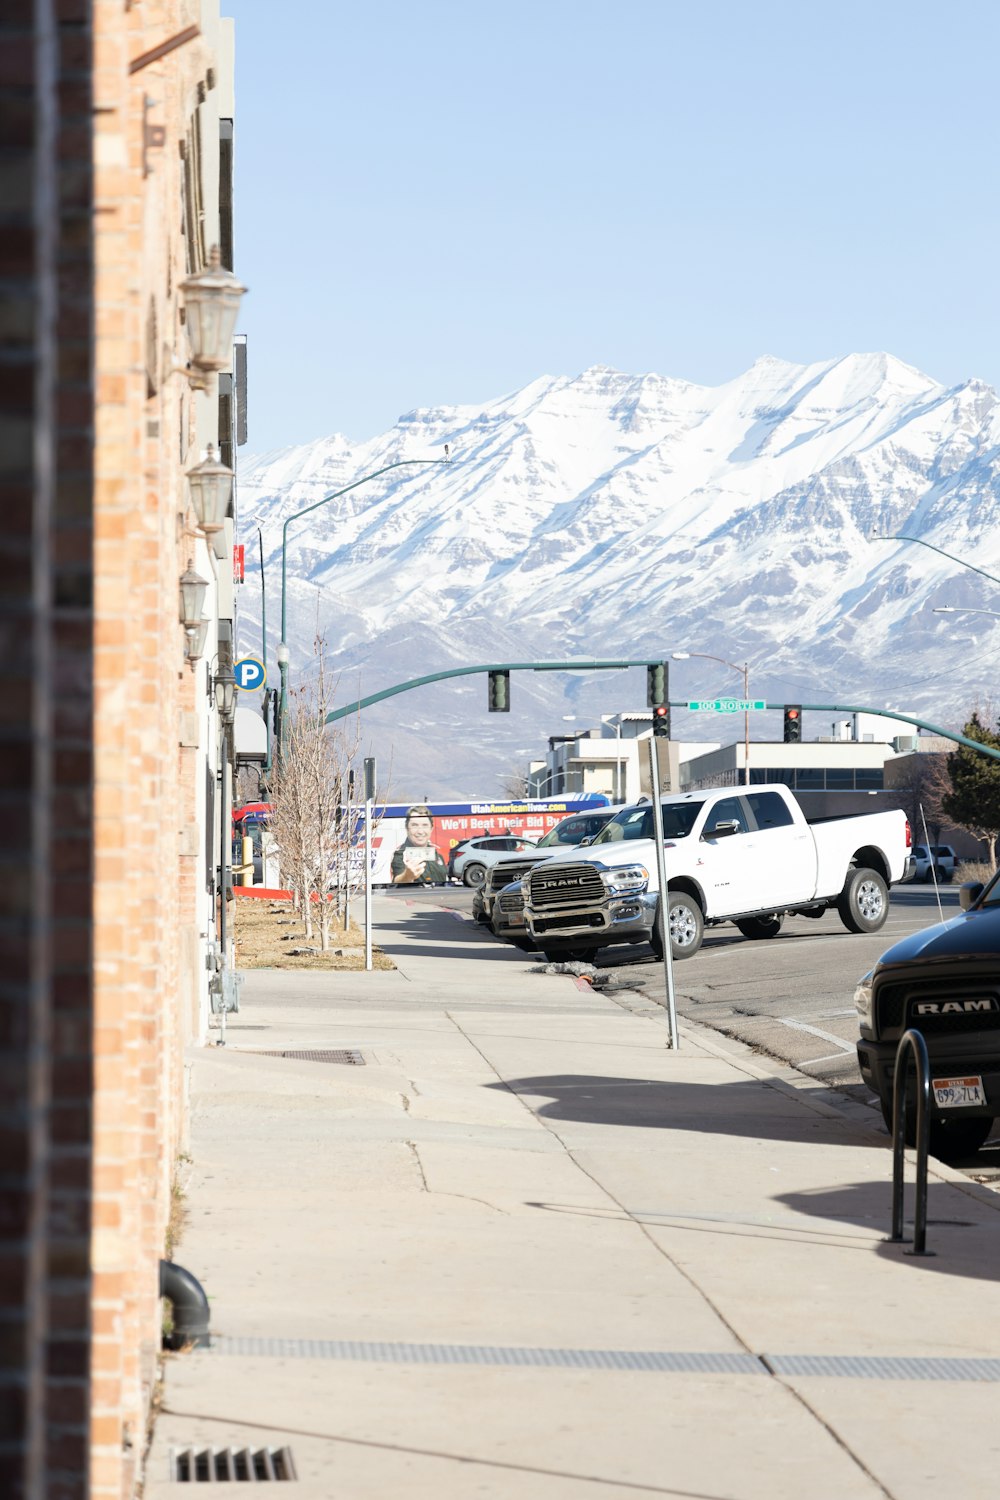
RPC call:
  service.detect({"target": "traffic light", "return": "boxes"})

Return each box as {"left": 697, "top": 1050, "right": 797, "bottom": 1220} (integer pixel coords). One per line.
{"left": 488, "top": 669, "right": 510, "bottom": 712}
{"left": 783, "top": 705, "right": 802, "bottom": 743}
{"left": 646, "top": 662, "right": 668, "bottom": 707}
{"left": 652, "top": 702, "right": 671, "bottom": 738}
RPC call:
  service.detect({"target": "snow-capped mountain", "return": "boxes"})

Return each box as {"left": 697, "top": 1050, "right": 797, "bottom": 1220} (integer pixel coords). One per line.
{"left": 237, "top": 354, "right": 1000, "bottom": 799}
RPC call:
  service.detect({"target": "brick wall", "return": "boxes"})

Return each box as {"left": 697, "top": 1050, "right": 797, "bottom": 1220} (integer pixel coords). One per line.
{"left": 0, "top": 0, "right": 95, "bottom": 1495}
{"left": 91, "top": 3, "right": 222, "bottom": 1494}
{"left": 2, "top": 2, "right": 231, "bottom": 1495}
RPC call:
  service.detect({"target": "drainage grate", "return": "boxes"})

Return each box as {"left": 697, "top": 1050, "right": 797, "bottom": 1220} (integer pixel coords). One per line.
{"left": 210, "top": 1337, "right": 761, "bottom": 1374}
{"left": 205, "top": 1338, "right": 1000, "bottom": 1383}
{"left": 767, "top": 1353, "right": 1000, "bottom": 1382}
{"left": 249, "top": 1049, "right": 364, "bottom": 1065}
{"left": 170, "top": 1446, "right": 296, "bottom": 1482}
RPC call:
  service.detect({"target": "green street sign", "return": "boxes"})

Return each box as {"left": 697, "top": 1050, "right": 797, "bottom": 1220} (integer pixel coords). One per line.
{"left": 687, "top": 699, "right": 767, "bottom": 713}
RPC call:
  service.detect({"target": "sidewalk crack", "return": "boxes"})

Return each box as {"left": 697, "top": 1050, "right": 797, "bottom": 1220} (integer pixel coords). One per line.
{"left": 444, "top": 1009, "right": 895, "bottom": 1499}
{"left": 406, "top": 1138, "right": 508, "bottom": 1213}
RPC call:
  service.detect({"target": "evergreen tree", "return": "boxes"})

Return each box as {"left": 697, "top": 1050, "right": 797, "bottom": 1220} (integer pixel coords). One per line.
{"left": 942, "top": 711, "right": 1000, "bottom": 869}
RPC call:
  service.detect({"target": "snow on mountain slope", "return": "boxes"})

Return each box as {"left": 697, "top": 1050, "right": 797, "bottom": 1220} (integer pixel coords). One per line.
{"left": 236, "top": 355, "right": 1000, "bottom": 799}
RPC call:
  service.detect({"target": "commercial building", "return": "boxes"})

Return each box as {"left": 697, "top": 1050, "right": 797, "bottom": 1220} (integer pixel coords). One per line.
{"left": 526, "top": 712, "right": 982, "bottom": 858}
{"left": 3, "top": 4, "right": 244, "bottom": 1496}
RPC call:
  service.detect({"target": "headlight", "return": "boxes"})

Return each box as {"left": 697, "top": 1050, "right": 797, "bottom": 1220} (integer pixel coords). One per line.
{"left": 854, "top": 971, "right": 875, "bottom": 1029}
{"left": 607, "top": 865, "right": 649, "bottom": 895}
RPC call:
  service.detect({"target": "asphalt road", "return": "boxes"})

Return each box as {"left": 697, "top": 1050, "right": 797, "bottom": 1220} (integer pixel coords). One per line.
{"left": 396, "top": 879, "right": 1000, "bottom": 1179}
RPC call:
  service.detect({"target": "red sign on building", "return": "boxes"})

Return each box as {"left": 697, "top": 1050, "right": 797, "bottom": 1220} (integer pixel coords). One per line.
{"left": 233, "top": 543, "right": 245, "bottom": 584}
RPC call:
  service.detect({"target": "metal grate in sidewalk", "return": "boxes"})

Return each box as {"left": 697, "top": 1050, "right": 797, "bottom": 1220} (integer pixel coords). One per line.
{"left": 209, "top": 1337, "right": 760, "bottom": 1373}
{"left": 170, "top": 1446, "right": 296, "bottom": 1482}
{"left": 766, "top": 1353, "right": 1000, "bottom": 1381}
{"left": 246, "top": 1049, "right": 365, "bottom": 1065}
{"left": 205, "top": 1337, "right": 1000, "bottom": 1382}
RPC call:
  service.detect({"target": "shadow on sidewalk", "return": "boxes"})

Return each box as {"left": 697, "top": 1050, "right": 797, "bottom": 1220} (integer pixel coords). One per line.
{"left": 486, "top": 1073, "right": 873, "bottom": 1148}
{"left": 774, "top": 1180, "right": 1000, "bottom": 1281}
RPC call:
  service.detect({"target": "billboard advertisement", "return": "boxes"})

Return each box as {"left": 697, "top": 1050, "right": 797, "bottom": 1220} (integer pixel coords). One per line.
{"left": 370, "top": 796, "right": 609, "bottom": 887}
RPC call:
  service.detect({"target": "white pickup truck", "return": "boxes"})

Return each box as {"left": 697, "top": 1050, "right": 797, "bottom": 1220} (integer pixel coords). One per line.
{"left": 521, "top": 784, "right": 913, "bottom": 961}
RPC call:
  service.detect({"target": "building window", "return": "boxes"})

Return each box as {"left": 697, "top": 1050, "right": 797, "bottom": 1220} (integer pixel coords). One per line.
{"left": 795, "top": 768, "right": 824, "bottom": 789}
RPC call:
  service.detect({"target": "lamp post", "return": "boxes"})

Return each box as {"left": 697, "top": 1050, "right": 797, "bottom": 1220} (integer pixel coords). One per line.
{"left": 276, "top": 453, "right": 452, "bottom": 761}
{"left": 601, "top": 713, "right": 625, "bottom": 802}
{"left": 672, "top": 651, "right": 750, "bottom": 785}
{"left": 933, "top": 606, "right": 1000, "bottom": 622}
{"left": 211, "top": 658, "right": 237, "bottom": 1040}
{"left": 870, "top": 534, "right": 1000, "bottom": 590}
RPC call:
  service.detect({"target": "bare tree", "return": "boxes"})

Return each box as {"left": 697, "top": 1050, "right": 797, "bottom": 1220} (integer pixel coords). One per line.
{"left": 884, "top": 751, "right": 950, "bottom": 846}
{"left": 498, "top": 764, "right": 530, "bottom": 799}
{"left": 269, "top": 637, "right": 364, "bottom": 950}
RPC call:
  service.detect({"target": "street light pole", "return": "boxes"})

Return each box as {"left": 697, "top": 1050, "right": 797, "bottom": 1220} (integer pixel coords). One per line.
{"left": 672, "top": 651, "right": 750, "bottom": 786}
{"left": 601, "top": 713, "right": 625, "bottom": 802}
{"left": 276, "top": 454, "right": 451, "bottom": 762}
{"left": 934, "top": 606, "right": 1000, "bottom": 622}
{"left": 870, "top": 534, "right": 1000, "bottom": 590}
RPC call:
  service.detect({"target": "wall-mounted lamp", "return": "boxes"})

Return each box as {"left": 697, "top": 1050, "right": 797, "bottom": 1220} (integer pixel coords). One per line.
{"left": 184, "top": 617, "right": 210, "bottom": 666}
{"left": 213, "top": 661, "right": 237, "bottom": 723}
{"left": 179, "top": 565, "right": 209, "bottom": 628}
{"left": 179, "top": 245, "right": 246, "bottom": 374}
{"left": 186, "top": 443, "right": 233, "bottom": 534}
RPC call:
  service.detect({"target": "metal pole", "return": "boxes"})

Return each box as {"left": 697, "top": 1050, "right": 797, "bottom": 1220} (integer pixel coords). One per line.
{"left": 743, "top": 663, "right": 750, "bottom": 786}
{"left": 647, "top": 736, "right": 679, "bottom": 1049}
{"left": 257, "top": 526, "right": 267, "bottom": 681}
{"left": 345, "top": 768, "right": 355, "bottom": 932}
{"left": 278, "top": 458, "right": 450, "bottom": 760}
{"left": 218, "top": 720, "right": 230, "bottom": 1046}
{"left": 364, "top": 792, "right": 373, "bottom": 971}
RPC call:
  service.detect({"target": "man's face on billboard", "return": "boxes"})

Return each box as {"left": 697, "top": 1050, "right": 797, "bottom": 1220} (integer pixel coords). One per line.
{"left": 407, "top": 815, "right": 433, "bottom": 846}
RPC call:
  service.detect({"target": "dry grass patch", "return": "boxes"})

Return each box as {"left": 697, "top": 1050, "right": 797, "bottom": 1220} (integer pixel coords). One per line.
{"left": 234, "top": 896, "right": 395, "bottom": 970}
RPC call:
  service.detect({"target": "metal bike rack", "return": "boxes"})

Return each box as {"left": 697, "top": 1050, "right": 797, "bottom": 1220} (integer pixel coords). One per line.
{"left": 889, "top": 1028, "right": 934, "bottom": 1257}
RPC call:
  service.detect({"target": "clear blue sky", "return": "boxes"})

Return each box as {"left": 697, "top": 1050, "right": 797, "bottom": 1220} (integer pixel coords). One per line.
{"left": 230, "top": 0, "right": 1000, "bottom": 453}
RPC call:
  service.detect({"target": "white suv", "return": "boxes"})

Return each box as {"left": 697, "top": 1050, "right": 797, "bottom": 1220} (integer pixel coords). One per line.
{"left": 451, "top": 835, "right": 537, "bottom": 888}
{"left": 911, "top": 844, "right": 957, "bottom": 883}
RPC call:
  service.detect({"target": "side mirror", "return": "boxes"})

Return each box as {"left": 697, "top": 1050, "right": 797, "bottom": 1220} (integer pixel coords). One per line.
{"left": 960, "top": 881, "right": 984, "bottom": 911}
{"left": 578, "top": 836, "right": 592, "bottom": 847}
{"left": 705, "top": 819, "right": 740, "bottom": 840}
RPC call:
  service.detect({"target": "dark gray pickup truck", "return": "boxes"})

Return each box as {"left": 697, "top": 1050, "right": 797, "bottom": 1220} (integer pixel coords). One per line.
{"left": 856, "top": 872, "right": 1000, "bottom": 1161}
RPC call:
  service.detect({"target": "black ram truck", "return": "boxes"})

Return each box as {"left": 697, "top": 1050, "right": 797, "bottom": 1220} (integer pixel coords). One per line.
{"left": 856, "top": 872, "right": 1000, "bottom": 1162}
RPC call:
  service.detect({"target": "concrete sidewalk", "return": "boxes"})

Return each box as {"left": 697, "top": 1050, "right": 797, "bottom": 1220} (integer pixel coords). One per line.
{"left": 146, "top": 893, "right": 1000, "bottom": 1497}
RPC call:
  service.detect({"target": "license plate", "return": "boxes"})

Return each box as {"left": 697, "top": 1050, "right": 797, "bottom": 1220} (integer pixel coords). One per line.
{"left": 932, "top": 1076, "right": 986, "bottom": 1109}
{"left": 508, "top": 912, "right": 525, "bottom": 927}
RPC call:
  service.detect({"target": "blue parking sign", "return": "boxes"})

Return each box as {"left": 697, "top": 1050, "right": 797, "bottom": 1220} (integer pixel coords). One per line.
{"left": 234, "top": 656, "right": 266, "bottom": 691}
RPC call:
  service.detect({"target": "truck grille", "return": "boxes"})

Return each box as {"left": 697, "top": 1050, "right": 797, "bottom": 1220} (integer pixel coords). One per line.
{"left": 528, "top": 863, "right": 605, "bottom": 908}
{"left": 498, "top": 891, "right": 524, "bottom": 915}
{"left": 876, "top": 977, "right": 1000, "bottom": 1038}
{"left": 487, "top": 859, "right": 538, "bottom": 895}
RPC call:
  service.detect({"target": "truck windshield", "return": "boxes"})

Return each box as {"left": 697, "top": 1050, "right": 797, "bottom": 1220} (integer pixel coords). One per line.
{"left": 591, "top": 802, "right": 704, "bottom": 844}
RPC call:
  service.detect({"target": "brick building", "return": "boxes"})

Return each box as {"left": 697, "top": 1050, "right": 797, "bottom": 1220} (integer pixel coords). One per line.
{"left": 2, "top": 2, "right": 242, "bottom": 1495}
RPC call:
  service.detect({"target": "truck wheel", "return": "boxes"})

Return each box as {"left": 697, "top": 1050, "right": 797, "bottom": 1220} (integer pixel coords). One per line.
{"left": 837, "top": 867, "right": 888, "bottom": 934}
{"left": 652, "top": 892, "right": 704, "bottom": 960}
{"left": 463, "top": 863, "right": 487, "bottom": 888}
{"left": 736, "top": 914, "right": 784, "bottom": 940}
{"left": 879, "top": 1097, "right": 993, "bottom": 1161}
